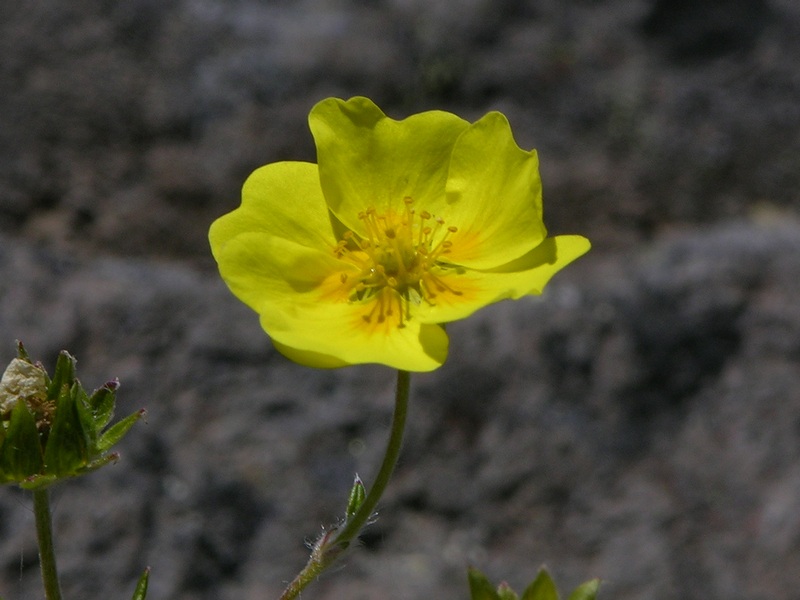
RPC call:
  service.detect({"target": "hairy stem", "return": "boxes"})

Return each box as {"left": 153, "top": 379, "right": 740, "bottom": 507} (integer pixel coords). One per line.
{"left": 278, "top": 370, "right": 411, "bottom": 600}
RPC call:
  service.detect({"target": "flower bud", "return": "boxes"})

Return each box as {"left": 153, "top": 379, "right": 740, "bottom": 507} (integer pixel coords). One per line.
{"left": 0, "top": 342, "right": 145, "bottom": 489}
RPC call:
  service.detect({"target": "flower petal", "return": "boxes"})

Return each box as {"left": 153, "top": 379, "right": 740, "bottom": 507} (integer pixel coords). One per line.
{"left": 262, "top": 301, "right": 449, "bottom": 372}
{"left": 436, "top": 112, "right": 548, "bottom": 269}
{"left": 308, "top": 96, "right": 469, "bottom": 234}
{"left": 415, "top": 235, "right": 591, "bottom": 324}
{"left": 213, "top": 231, "right": 350, "bottom": 315}
{"left": 215, "top": 232, "right": 449, "bottom": 371}
{"left": 209, "top": 161, "right": 337, "bottom": 257}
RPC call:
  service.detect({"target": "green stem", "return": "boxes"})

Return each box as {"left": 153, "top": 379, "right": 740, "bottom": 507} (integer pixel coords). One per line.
{"left": 278, "top": 370, "right": 411, "bottom": 600}
{"left": 33, "top": 488, "right": 63, "bottom": 600}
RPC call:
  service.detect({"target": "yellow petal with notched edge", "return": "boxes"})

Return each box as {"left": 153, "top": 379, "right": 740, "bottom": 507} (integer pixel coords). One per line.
{"left": 309, "top": 96, "right": 469, "bottom": 235}
{"left": 439, "top": 112, "right": 548, "bottom": 270}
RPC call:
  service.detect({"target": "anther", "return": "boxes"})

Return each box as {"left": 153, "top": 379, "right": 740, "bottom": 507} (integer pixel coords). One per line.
{"left": 333, "top": 200, "right": 465, "bottom": 328}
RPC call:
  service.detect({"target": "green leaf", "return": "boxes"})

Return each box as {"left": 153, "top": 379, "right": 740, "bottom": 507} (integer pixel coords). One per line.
{"left": 566, "top": 579, "right": 600, "bottom": 600}
{"left": 1, "top": 400, "right": 43, "bottom": 481}
{"left": 47, "top": 351, "right": 76, "bottom": 401}
{"left": 521, "top": 568, "right": 559, "bottom": 600}
{"left": 97, "top": 408, "right": 146, "bottom": 452}
{"left": 468, "top": 567, "right": 501, "bottom": 600}
{"left": 43, "top": 383, "right": 88, "bottom": 476}
{"left": 131, "top": 567, "right": 150, "bottom": 600}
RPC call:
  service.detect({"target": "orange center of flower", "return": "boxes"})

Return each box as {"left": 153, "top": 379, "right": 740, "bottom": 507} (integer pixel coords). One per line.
{"left": 333, "top": 197, "right": 463, "bottom": 328}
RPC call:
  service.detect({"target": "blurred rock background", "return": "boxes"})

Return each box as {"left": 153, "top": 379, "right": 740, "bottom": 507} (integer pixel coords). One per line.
{"left": 1, "top": 0, "right": 799, "bottom": 598}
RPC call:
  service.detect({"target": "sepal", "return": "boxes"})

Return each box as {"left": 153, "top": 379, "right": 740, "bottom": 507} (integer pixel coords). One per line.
{"left": 520, "top": 569, "right": 558, "bottom": 600}
{"left": 467, "top": 567, "right": 502, "bottom": 600}
{"left": 566, "top": 578, "right": 600, "bottom": 600}
{"left": 1, "top": 400, "right": 43, "bottom": 479}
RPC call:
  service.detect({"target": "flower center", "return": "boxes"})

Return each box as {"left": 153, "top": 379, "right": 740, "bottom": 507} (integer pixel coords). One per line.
{"left": 333, "top": 197, "right": 463, "bottom": 328}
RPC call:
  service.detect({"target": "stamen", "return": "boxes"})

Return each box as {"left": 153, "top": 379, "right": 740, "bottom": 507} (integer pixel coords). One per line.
{"left": 333, "top": 199, "right": 464, "bottom": 327}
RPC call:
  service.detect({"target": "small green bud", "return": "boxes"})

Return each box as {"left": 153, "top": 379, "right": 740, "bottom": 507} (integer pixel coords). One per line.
{"left": 345, "top": 474, "right": 366, "bottom": 521}
{"left": 0, "top": 342, "right": 145, "bottom": 489}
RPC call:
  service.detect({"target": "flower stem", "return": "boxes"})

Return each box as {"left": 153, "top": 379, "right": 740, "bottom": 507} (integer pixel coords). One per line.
{"left": 278, "top": 370, "right": 411, "bottom": 600}
{"left": 33, "top": 488, "right": 63, "bottom": 600}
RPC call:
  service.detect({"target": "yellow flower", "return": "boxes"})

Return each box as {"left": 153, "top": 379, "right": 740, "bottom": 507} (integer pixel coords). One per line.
{"left": 209, "top": 97, "right": 590, "bottom": 372}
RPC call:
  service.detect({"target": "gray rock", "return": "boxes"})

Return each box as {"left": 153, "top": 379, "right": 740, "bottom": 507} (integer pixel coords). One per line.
{"left": 1, "top": 216, "right": 799, "bottom": 599}
{"left": 2, "top": 1, "right": 800, "bottom": 598}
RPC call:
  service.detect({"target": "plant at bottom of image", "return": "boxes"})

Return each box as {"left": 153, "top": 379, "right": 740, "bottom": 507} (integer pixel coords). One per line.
{"left": 468, "top": 566, "right": 600, "bottom": 600}
{"left": 0, "top": 341, "right": 149, "bottom": 600}
{"left": 210, "top": 95, "right": 599, "bottom": 598}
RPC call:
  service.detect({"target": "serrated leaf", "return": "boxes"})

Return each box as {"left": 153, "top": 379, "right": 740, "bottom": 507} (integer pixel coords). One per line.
{"left": 43, "top": 384, "right": 88, "bottom": 476}
{"left": 468, "top": 567, "right": 501, "bottom": 600}
{"left": 1, "top": 400, "right": 43, "bottom": 481}
{"left": 521, "top": 568, "right": 559, "bottom": 600}
{"left": 97, "top": 409, "right": 145, "bottom": 453}
{"left": 131, "top": 566, "right": 150, "bottom": 600}
{"left": 566, "top": 579, "right": 600, "bottom": 600}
